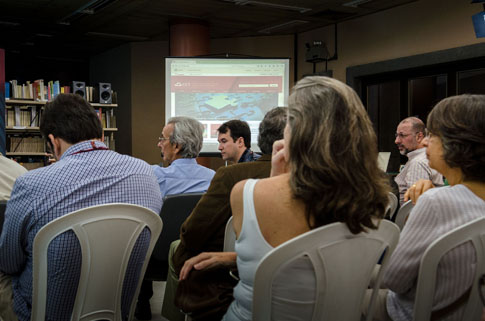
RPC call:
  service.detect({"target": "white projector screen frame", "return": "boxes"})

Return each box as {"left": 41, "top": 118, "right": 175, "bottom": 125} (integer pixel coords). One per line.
{"left": 165, "top": 57, "right": 290, "bottom": 154}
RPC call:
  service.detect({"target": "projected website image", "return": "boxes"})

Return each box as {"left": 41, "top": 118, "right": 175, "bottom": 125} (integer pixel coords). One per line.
{"left": 174, "top": 93, "right": 278, "bottom": 121}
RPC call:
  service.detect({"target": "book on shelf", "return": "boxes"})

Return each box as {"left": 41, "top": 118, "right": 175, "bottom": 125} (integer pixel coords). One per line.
{"left": 7, "top": 79, "right": 69, "bottom": 101}
{"left": 103, "top": 132, "right": 116, "bottom": 151}
{"left": 8, "top": 136, "right": 45, "bottom": 153}
{"left": 5, "top": 105, "right": 41, "bottom": 127}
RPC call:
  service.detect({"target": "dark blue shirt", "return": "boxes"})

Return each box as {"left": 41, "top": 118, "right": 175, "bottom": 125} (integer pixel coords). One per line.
{"left": 238, "top": 149, "right": 261, "bottom": 163}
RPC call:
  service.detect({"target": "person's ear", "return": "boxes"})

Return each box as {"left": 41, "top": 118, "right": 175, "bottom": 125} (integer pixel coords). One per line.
{"left": 173, "top": 142, "right": 182, "bottom": 155}
{"left": 416, "top": 131, "right": 425, "bottom": 143}
{"left": 48, "top": 134, "right": 61, "bottom": 160}
{"left": 236, "top": 137, "right": 245, "bottom": 148}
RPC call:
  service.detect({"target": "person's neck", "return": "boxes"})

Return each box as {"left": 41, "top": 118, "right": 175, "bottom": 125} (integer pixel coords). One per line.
{"left": 236, "top": 148, "right": 247, "bottom": 161}
{"left": 462, "top": 181, "right": 485, "bottom": 201}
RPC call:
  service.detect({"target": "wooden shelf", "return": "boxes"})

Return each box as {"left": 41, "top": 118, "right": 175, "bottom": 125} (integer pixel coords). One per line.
{"left": 92, "top": 103, "right": 118, "bottom": 107}
{"left": 7, "top": 152, "right": 48, "bottom": 156}
{"left": 6, "top": 99, "right": 117, "bottom": 107}
{"left": 6, "top": 126, "right": 41, "bottom": 133}
{"left": 5, "top": 99, "right": 46, "bottom": 105}
{"left": 103, "top": 128, "right": 118, "bottom": 132}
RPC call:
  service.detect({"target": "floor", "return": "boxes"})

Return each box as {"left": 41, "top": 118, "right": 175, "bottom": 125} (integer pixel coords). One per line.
{"left": 135, "top": 281, "right": 167, "bottom": 321}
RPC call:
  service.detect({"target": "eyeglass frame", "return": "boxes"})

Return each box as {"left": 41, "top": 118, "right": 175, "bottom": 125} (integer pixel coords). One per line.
{"left": 394, "top": 132, "right": 417, "bottom": 139}
{"left": 158, "top": 136, "right": 170, "bottom": 143}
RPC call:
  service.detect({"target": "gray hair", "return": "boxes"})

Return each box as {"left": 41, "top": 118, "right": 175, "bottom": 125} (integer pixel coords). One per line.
{"left": 167, "top": 116, "right": 204, "bottom": 158}
{"left": 400, "top": 116, "right": 425, "bottom": 135}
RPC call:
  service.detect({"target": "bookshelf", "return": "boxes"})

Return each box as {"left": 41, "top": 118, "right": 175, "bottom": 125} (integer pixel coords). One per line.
{"left": 5, "top": 98, "right": 118, "bottom": 170}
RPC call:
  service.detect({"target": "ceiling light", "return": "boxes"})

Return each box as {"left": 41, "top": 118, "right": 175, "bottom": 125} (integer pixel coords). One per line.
{"left": 343, "top": 0, "right": 373, "bottom": 8}
{"left": 258, "top": 20, "right": 308, "bottom": 34}
{"left": 224, "top": 0, "right": 312, "bottom": 13}
{"left": 85, "top": 32, "right": 149, "bottom": 41}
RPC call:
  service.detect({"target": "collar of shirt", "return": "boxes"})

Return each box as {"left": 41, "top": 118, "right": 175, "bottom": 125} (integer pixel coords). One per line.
{"left": 169, "top": 158, "right": 198, "bottom": 166}
{"left": 406, "top": 147, "right": 426, "bottom": 161}
{"left": 60, "top": 140, "right": 109, "bottom": 161}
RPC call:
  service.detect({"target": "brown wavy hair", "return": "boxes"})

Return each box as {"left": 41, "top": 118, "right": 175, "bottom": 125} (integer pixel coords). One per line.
{"left": 287, "top": 76, "right": 390, "bottom": 234}
{"left": 427, "top": 94, "right": 485, "bottom": 182}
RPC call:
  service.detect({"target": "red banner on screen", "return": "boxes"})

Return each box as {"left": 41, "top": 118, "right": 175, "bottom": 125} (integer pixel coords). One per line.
{"left": 170, "top": 76, "right": 282, "bottom": 93}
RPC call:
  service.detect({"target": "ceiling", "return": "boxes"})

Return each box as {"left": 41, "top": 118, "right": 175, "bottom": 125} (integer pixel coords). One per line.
{"left": 0, "top": 0, "right": 416, "bottom": 60}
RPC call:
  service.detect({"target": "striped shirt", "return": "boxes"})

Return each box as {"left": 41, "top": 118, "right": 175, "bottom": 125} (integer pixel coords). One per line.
{"left": 394, "top": 148, "right": 443, "bottom": 205}
{"left": 0, "top": 140, "right": 163, "bottom": 321}
{"left": 383, "top": 184, "right": 485, "bottom": 321}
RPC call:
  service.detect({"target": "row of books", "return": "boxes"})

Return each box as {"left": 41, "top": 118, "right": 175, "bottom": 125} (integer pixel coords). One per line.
{"left": 5, "top": 79, "right": 118, "bottom": 104}
{"left": 8, "top": 136, "right": 45, "bottom": 153}
{"left": 7, "top": 133, "right": 115, "bottom": 154}
{"left": 5, "top": 106, "right": 116, "bottom": 129}
{"left": 103, "top": 133, "right": 116, "bottom": 151}
{"left": 6, "top": 80, "right": 69, "bottom": 101}
{"left": 96, "top": 108, "right": 117, "bottom": 128}
{"left": 6, "top": 106, "right": 41, "bottom": 127}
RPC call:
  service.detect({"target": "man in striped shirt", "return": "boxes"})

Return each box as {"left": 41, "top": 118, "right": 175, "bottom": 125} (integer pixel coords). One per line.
{"left": 394, "top": 117, "right": 443, "bottom": 205}
{"left": 0, "top": 94, "right": 163, "bottom": 321}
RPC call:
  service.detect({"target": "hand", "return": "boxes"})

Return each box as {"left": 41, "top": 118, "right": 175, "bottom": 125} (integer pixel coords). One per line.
{"left": 270, "top": 139, "right": 289, "bottom": 177}
{"left": 404, "top": 179, "right": 435, "bottom": 204}
{"left": 179, "top": 252, "right": 237, "bottom": 281}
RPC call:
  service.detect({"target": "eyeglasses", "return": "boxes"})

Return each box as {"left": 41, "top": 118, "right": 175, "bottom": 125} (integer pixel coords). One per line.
{"left": 395, "top": 132, "right": 416, "bottom": 139}
{"left": 158, "top": 136, "right": 170, "bottom": 142}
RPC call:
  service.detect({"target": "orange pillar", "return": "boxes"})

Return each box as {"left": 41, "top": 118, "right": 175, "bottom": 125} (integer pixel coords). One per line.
{"left": 169, "top": 19, "right": 210, "bottom": 56}
{"left": 169, "top": 20, "right": 223, "bottom": 170}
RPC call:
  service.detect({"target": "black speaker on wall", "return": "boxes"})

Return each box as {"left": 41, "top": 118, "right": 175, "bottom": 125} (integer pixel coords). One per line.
{"left": 72, "top": 81, "right": 86, "bottom": 98}
{"left": 96, "top": 83, "right": 112, "bottom": 104}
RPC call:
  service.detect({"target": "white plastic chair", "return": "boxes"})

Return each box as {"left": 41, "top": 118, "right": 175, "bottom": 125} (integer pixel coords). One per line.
{"left": 386, "top": 192, "right": 399, "bottom": 220}
{"left": 31, "top": 203, "right": 163, "bottom": 321}
{"left": 413, "top": 216, "right": 485, "bottom": 321}
{"left": 394, "top": 200, "right": 414, "bottom": 230}
{"left": 252, "top": 220, "right": 400, "bottom": 321}
{"left": 223, "top": 216, "right": 236, "bottom": 252}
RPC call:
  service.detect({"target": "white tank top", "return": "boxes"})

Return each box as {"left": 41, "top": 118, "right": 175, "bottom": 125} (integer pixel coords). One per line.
{"left": 223, "top": 179, "right": 316, "bottom": 321}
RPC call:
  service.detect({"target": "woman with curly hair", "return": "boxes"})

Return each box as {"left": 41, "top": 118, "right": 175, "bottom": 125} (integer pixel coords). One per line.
{"left": 378, "top": 94, "right": 485, "bottom": 321}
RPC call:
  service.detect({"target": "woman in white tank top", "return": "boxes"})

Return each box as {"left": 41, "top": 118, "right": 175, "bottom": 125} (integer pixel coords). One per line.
{"left": 180, "top": 76, "right": 391, "bottom": 321}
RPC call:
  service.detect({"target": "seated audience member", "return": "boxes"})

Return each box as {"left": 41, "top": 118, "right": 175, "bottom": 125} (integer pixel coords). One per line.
{"left": 135, "top": 116, "right": 215, "bottom": 320}
{"left": 372, "top": 94, "right": 485, "bottom": 321}
{"left": 161, "top": 107, "right": 287, "bottom": 321}
{"left": 186, "top": 76, "right": 390, "bottom": 321}
{"left": 152, "top": 116, "right": 215, "bottom": 199}
{"left": 0, "top": 155, "right": 27, "bottom": 201}
{"left": 0, "top": 93, "right": 163, "bottom": 321}
{"left": 394, "top": 117, "right": 443, "bottom": 205}
{"left": 218, "top": 120, "right": 260, "bottom": 163}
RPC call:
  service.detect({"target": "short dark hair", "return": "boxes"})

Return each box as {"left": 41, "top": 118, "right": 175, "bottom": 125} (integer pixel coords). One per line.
{"left": 218, "top": 120, "right": 251, "bottom": 148}
{"left": 427, "top": 94, "right": 485, "bottom": 182}
{"left": 40, "top": 93, "right": 103, "bottom": 144}
{"left": 258, "top": 107, "right": 287, "bottom": 155}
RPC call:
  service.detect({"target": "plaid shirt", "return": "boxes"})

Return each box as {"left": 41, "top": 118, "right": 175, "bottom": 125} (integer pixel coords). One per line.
{"left": 0, "top": 140, "right": 162, "bottom": 321}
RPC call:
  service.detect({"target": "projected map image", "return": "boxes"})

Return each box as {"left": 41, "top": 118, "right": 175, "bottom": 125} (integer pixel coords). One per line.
{"left": 174, "top": 93, "right": 278, "bottom": 121}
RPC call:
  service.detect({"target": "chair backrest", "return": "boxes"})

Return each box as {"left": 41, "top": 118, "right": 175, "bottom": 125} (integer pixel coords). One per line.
{"left": 151, "top": 192, "right": 204, "bottom": 262}
{"left": 393, "top": 200, "right": 414, "bottom": 230}
{"left": 386, "top": 192, "right": 399, "bottom": 220}
{"left": 252, "top": 220, "right": 400, "bottom": 321}
{"left": 413, "top": 216, "right": 485, "bottom": 321}
{"left": 0, "top": 200, "right": 7, "bottom": 235}
{"left": 31, "top": 203, "right": 163, "bottom": 321}
{"left": 223, "top": 216, "right": 236, "bottom": 252}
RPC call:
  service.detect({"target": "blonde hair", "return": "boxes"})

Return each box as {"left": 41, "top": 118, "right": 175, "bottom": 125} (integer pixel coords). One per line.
{"left": 287, "top": 76, "right": 389, "bottom": 234}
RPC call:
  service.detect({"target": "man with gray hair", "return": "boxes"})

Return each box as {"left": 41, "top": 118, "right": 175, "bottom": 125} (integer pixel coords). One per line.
{"left": 136, "top": 116, "right": 215, "bottom": 320}
{"left": 394, "top": 116, "right": 443, "bottom": 205}
{"left": 152, "top": 116, "right": 215, "bottom": 198}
